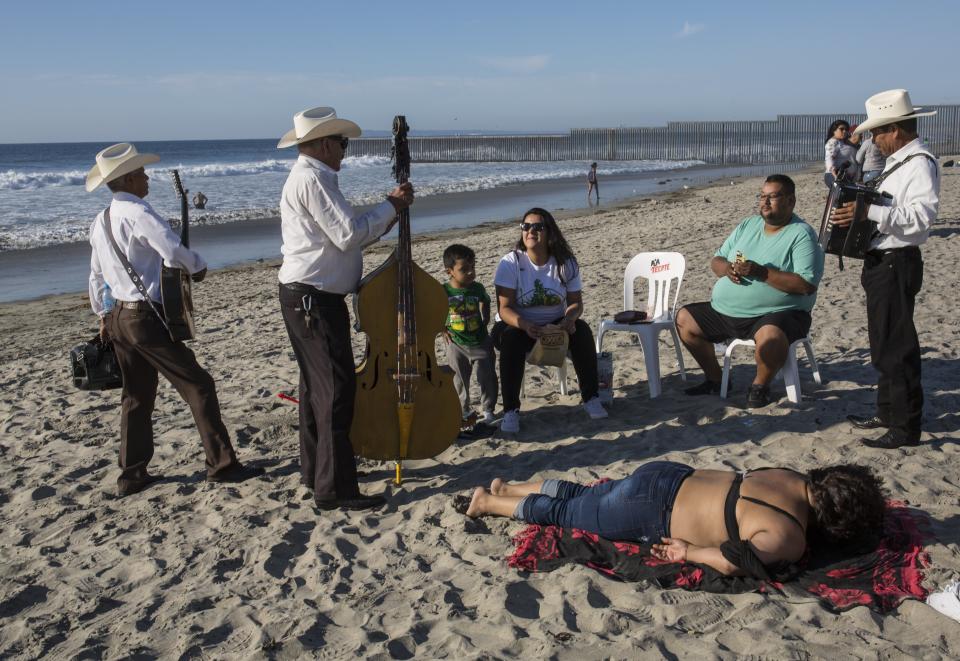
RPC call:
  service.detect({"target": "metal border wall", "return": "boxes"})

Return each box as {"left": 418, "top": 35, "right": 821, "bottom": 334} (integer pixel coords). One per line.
{"left": 348, "top": 105, "right": 959, "bottom": 163}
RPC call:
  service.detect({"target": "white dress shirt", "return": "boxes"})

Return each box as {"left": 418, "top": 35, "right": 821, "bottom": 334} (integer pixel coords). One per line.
{"left": 277, "top": 154, "right": 396, "bottom": 294}
{"left": 88, "top": 191, "right": 207, "bottom": 317}
{"left": 867, "top": 138, "right": 940, "bottom": 250}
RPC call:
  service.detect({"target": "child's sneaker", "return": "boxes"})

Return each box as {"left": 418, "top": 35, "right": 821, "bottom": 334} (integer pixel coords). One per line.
{"left": 501, "top": 409, "right": 520, "bottom": 433}
{"left": 481, "top": 410, "right": 496, "bottom": 425}
{"left": 583, "top": 396, "right": 608, "bottom": 420}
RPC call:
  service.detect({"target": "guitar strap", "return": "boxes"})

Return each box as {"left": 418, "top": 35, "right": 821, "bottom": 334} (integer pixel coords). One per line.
{"left": 103, "top": 207, "right": 174, "bottom": 338}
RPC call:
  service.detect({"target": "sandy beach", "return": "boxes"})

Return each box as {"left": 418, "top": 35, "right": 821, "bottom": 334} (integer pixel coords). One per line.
{"left": 1, "top": 166, "right": 959, "bottom": 658}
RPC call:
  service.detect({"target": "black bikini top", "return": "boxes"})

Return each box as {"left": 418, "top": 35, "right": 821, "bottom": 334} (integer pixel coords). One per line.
{"left": 720, "top": 468, "right": 808, "bottom": 581}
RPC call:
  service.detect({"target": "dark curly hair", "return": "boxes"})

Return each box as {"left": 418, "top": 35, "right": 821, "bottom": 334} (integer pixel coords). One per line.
{"left": 807, "top": 464, "right": 887, "bottom": 549}
{"left": 513, "top": 207, "right": 580, "bottom": 284}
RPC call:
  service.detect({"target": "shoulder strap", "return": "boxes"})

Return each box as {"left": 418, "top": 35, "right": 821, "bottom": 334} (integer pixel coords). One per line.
{"left": 103, "top": 207, "right": 171, "bottom": 335}
{"left": 723, "top": 473, "right": 743, "bottom": 543}
{"left": 868, "top": 152, "right": 938, "bottom": 189}
{"left": 739, "top": 496, "right": 806, "bottom": 533}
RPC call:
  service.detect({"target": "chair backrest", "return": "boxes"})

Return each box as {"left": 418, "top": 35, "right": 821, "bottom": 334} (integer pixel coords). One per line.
{"left": 622, "top": 251, "right": 686, "bottom": 320}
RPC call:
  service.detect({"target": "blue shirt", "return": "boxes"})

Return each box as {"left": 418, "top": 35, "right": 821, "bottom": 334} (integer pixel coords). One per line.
{"left": 711, "top": 214, "right": 824, "bottom": 318}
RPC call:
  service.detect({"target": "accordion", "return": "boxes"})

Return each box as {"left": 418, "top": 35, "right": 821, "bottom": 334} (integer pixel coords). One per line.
{"left": 70, "top": 336, "right": 123, "bottom": 391}
{"left": 818, "top": 181, "right": 891, "bottom": 262}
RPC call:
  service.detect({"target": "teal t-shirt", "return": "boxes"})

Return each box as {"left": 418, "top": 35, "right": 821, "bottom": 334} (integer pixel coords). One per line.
{"left": 711, "top": 214, "right": 824, "bottom": 317}
{"left": 444, "top": 281, "right": 490, "bottom": 346}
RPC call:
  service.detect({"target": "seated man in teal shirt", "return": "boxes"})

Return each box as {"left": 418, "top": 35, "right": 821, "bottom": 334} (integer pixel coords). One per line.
{"left": 675, "top": 174, "right": 825, "bottom": 407}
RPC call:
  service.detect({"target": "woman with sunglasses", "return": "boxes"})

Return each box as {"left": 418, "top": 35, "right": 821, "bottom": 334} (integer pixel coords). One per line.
{"left": 824, "top": 119, "right": 859, "bottom": 187}
{"left": 492, "top": 207, "right": 607, "bottom": 434}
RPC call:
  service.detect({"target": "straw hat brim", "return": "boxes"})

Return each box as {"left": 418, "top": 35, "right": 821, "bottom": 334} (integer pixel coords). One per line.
{"left": 85, "top": 153, "right": 160, "bottom": 192}
{"left": 277, "top": 118, "right": 361, "bottom": 149}
{"left": 854, "top": 109, "right": 937, "bottom": 135}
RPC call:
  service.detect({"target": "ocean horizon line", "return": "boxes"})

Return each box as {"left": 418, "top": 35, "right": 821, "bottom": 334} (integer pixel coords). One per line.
{"left": 0, "top": 130, "right": 580, "bottom": 147}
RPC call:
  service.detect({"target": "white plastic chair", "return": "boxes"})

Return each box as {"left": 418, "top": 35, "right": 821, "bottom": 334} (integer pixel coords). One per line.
{"left": 718, "top": 337, "right": 823, "bottom": 404}
{"left": 595, "top": 252, "right": 687, "bottom": 398}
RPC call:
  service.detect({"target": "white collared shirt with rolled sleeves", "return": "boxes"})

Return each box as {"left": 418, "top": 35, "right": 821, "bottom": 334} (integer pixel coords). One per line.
{"left": 277, "top": 154, "right": 396, "bottom": 294}
{"left": 867, "top": 138, "right": 940, "bottom": 250}
{"left": 88, "top": 191, "right": 207, "bottom": 317}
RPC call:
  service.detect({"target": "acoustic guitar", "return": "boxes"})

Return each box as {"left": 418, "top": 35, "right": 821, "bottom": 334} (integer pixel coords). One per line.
{"left": 160, "top": 170, "right": 197, "bottom": 341}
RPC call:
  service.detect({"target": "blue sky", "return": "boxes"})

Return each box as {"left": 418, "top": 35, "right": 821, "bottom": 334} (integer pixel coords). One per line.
{"left": 2, "top": 0, "right": 958, "bottom": 142}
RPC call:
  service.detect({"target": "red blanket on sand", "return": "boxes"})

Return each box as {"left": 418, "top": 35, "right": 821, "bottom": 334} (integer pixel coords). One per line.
{"left": 507, "top": 501, "right": 930, "bottom": 613}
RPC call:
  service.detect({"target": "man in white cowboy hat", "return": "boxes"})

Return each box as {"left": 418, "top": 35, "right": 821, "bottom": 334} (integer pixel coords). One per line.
{"left": 276, "top": 106, "right": 414, "bottom": 512}
{"left": 831, "top": 89, "right": 940, "bottom": 449}
{"left": 87, "top": 142, "right": 265, "bottom": 496}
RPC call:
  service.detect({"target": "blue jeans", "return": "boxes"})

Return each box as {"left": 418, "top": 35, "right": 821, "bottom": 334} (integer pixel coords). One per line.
{"left": 863, "top": 170, "right": 882, "bottom": 183}
{"left": 517, "top": 461, "right": 694, "bottom": 542}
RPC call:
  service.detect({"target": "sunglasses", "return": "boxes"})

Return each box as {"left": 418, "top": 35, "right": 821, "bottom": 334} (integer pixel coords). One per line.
{"left": 327, "top": 135, "right": 350, "bottom": 149}
{"left": 520, "top": 222, "right": 546, "bottom": 233}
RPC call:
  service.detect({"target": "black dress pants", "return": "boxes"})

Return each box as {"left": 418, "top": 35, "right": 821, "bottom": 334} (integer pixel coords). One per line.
{"left": 493, "top": 318, "right": 599, "bottom": 412}
{"left": 861, "top": 248, "right": 924, "bottom": 439}
{"left": 279, "top": 285, "right": 360, "bottom": 498}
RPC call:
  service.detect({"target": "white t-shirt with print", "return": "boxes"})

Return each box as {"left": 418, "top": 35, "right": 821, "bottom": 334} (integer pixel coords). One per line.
{"left": 494, "top": 250, "right": 582, "bottom": 325}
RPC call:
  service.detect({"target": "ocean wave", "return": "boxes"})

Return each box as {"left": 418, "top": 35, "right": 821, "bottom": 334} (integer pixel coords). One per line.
{"left": 0, "top": 154, "right": 392, "bottom": 191}
{"left": 0, "top": 206, "right": 284, "bottom": 251}
{"left": 0, "top": 169, "right": 89, "bottom": 190}
{"left": 152, "top": 160, "right": 292, "bottom": 180}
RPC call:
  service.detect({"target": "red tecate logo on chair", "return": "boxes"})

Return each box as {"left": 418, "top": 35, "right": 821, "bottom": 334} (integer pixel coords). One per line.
{"left": 650, "top": 258, "right": 671, "bottom": 273}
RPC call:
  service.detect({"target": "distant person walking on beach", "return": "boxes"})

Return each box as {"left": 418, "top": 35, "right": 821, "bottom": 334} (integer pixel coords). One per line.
{"left": 192, "top": 191, "right": 207, "bottom": 209}
{"left": 824, "top": 120, "right": 858, "bottom": 187}
{"left": 831, "top": 89, "right": 940, "bottom": 449}
{"left": 276, "top": 106, "right": 413, "bottom": 511}
{"left": 85, "top": 143, "right": 263, "bottom": 496}
{"left": 586, "top": 162, "right": 599, "bottom": 203}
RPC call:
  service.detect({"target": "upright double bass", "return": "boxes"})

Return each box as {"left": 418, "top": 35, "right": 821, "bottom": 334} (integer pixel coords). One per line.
{"left": 351, "top": 116, "right": 461, "bottom": 484}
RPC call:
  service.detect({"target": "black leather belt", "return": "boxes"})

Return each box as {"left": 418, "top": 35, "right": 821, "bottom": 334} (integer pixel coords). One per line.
{"left": 866, "top": 246, "right": 921, "bottom": 258}
{"left": 116, "top": 300, "right": 163, "bottom": 311}
{"left": 280, "top": 282, "right": 346, "bottom": 303}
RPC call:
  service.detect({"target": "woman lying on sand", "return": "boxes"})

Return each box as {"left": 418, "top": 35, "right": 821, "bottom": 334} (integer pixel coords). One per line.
{"left": 465, "top": 460, "right": 886, "bottom": 579}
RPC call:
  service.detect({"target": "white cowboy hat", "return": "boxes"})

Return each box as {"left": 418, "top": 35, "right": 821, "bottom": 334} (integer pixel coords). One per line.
{"left": 277, "top": 106, "right": 362, "bottom": 149}
{"left": 85, "top": 142, "right": 160, "bottom": 192}
{"left": 853, "top": 89, "right": 937, "bottom": 135}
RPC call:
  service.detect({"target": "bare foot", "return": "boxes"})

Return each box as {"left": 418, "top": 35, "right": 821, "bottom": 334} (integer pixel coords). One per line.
{"left": 464, "top": 486, "right": 487, "bottom": 518}
{"left": 490, "top": 478, "right": 505, "bottom": 495}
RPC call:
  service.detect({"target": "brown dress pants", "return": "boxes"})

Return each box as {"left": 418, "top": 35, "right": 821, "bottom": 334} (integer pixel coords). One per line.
{"left": 107, "top": 305, "right": 238, "bottom": 490}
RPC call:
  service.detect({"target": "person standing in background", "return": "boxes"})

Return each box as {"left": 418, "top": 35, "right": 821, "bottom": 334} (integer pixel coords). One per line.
{"left": 823, "top": 120, "right": 858, "bottom": 187}
{"left": 856, "top": 136, "right": 886, "bottom": 183}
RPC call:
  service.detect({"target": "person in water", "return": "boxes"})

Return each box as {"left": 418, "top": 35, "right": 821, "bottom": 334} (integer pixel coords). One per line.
{"left": 464, "top": 460, "right": 886, "bottom": 579}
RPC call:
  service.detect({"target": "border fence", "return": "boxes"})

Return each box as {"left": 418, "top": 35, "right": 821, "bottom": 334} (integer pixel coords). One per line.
{"left": 349, "top": 105, "right": 959, "bottom": 164}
